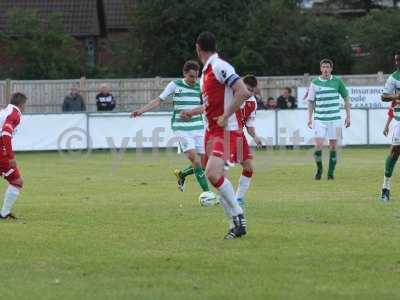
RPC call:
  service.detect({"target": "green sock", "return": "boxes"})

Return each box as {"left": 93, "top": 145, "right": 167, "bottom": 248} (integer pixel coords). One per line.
{"left": 328, "top": 150, "right": 337, "bottom": 177}
{"left": 194, "top": 167, "right": 210, "bottom": 192}
{"left": 181, "top": 165, "right": 194, "bottom": 178}
{"left": 314, "top": 150, "right": 323, "bottom": 173}
{"left": 385, "top": 155, "right": 398, "bottom": 177}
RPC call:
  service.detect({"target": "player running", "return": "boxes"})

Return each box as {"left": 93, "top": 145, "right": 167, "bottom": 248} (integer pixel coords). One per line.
{"left": 0, "top": 93, "right": 27, "bottom": 220}
{"left": 235, "top": 74, "right": 262, "bottom": 207}
{"left": 196, "top": 31, "right": 252, "bottom": 239}
{"left": 130, "top": 60, "right": 212, "bottom": 195}
{"left": 307, "top": 58, "right": 351, "bottom": 180}
{"left": 379, "top": 52, "right": 400, "bottom": 202}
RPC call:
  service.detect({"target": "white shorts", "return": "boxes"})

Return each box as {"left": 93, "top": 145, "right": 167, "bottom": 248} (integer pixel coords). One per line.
{"left": 392, "top": 123, "right": 400, "bottom": 145}
{"left": 314, "top": 120, "right": 342, "bottom": 140}
{"left": 175, "top": 130, "right": 205, "bottom": 154}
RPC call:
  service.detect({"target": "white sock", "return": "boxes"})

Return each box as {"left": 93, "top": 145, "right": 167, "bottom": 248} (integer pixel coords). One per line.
{"left": 383, "top": 176, "right": 392, "bottom": 190}
{"left": 219, "top": 195, "right": 235, "bottom": 229}
{"left": 236, "top": 175, "right": 251, "bottom": 200}
{"left": 1, "top": 185, "right": 20, "bottom": 217}
{"left": 217, "top": 178, "right": 243, "bottom": 216}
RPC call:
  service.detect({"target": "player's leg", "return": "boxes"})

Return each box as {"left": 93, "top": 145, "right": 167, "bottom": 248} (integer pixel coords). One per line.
{"left": 380, "top": 145, "right": 400, "bottom": 201}
{"left": 313, "top": 120, "right": 326, "bottom": 180}
{"left": 235, "top": 136, "right": 253, "bottom": 207}
{"left": 174, "top": 132, "right": 196, "bottom": 191}
{"left": 0, "top": 165, "right": 23, "bottom": 220}
{"left": 380, "top": 123, "right": 400, "bottom": 201}
{"left": 236, "top": 159, "right": 253, "bottom": 207}
{"left": 327, "top": 124, "right": 341, "bottom": 180}
{"left": 184, "top": 149, "right": 210, "bottom": 192}
{"left": 205, "top": 131, "right": 246, "bottom": 239}
{"left": 192, "top": 132, "right": 210, "bottom": 192}
{"left": 327, "top": 139, "right": 338, "bottom": 180}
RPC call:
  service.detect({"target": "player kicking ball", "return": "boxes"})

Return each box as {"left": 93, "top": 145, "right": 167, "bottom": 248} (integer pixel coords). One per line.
{"left": 0, "top": 93, "right": 27, "bottom": 220}
{"left": 379, "top": 52, "right": 400, "bottom": 202}
{"left": 307, "top": 58, "right": 351, "bottom": 180}
{"left": 130, "top": 60, "right": 214, "bottom": 198}
{"left": 196, "top": 31, "right": 252, "bottom": 239}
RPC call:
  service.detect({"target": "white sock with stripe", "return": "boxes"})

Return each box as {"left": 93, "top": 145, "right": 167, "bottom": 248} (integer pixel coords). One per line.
{"left": 1, "top": 185, "right": 20, "bottom": 217}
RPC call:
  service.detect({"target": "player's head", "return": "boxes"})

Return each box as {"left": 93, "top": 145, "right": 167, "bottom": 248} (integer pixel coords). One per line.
{"left": 320, "top": 58, "right": 333, "bottom": 78}
{"left": 10, "top": 92, "right": 27, "bottom": 112}
{"left": 196, "top": 31, "right": 217, "bottom": 62}
{"left": 395, "top": 52, "right": 400, "bottom": 70}
{"left": 182, "top": 60, "right": 200, "bottom": 85}
{"left": 243, "top": 74, "right": 258, "bottom": 94}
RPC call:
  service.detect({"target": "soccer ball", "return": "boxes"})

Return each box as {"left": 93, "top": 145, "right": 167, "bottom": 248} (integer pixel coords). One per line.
{"left": 198, "top": 191, "right": 219, "bottom": 207}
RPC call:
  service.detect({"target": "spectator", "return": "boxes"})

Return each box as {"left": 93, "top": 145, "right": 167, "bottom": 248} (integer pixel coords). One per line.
{"left": 96, "top": 83, "right": 116, "bottom": 111}
{"left": 258, "top": 97, "right": 277, "bottom": 110}
{"left": 62, "top": 84, "right": 86, "bottom": 112}
{"left": 277, "top": 87, "right": 297, "bottom": 109}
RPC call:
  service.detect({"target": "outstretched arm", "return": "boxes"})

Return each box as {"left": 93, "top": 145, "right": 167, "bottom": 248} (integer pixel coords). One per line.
{"left": 130, "top": 98, "right": 161, "bottom": 117}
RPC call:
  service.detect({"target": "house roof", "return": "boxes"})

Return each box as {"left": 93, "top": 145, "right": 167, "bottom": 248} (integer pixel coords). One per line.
{"left": 103, "top": 0, "right": 135, "bottom": 30}
{"left": 0, "top": 0, "right": 106, "bottom": 37}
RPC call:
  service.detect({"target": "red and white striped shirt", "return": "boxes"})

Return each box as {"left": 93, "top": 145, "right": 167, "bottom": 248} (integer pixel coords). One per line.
{"left": 200, "top": 53, "right": 241, "bottom": 132}
{"left": 0, "top": 104, "right": 21, "bottom": 160}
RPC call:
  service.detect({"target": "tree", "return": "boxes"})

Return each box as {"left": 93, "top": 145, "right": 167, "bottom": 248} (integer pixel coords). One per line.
{"left": 2, "top": 9, "right": 82, "bottom": 79}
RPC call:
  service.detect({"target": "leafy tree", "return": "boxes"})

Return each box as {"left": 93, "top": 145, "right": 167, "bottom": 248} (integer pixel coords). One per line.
{"left": 2, "top": 9, "right": 82, "bottom": 79}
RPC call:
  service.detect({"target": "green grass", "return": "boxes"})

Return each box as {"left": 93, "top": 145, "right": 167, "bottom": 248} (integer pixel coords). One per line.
{"left": 1, "top": 148, "right": 400, "bottom": 299}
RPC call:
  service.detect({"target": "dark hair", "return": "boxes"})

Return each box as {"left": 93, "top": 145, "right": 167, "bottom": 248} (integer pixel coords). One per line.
{"left": 196, "top": 31, "right": 217, "bottom": 52}
{"left": 243, "top": 74, "right": 258, "bottom": 88}
{"left": 10, "top": 92, "right": 27, "bottom": 106}
{"left": 267, "top": 97, "right": 275, "bottom": 101}
{"left": 183, "top": 60, "right": 200, "bottom": 73}
{"left": 284, "top": 87, "right": 292, "bottom": 94}
{"left": 320, "top": 58, "right": 333, "bottom": 67}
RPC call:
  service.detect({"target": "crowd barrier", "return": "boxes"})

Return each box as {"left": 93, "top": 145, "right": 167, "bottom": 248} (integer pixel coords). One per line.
{"left": 13, "top": 109, "right": 392, "bottom": 151}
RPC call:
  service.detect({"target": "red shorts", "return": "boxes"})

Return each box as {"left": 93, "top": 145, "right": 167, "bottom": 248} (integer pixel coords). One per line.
{"left": 0, "top": 159, "right": 21, "bottom": 184}
{"left": 204, "top": 130, "right": 252, "bottom": 165}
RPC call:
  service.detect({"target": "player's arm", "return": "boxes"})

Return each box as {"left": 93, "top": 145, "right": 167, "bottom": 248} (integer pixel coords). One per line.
{"left": 2, "top": 115, "right": 18, "bottom": 168}
{"left": 343, "top": 96, "right": 351, "bottom": 128}
{"left": 246, "top": 126, "right": 262, "bottom": 148}
{"left": 130, "top": 81, "right": 176, "bottom": 117}
{"left": 180, "top": 105, "right": 204, "bottom": 120}
{"left": 217, "top": 79, "right": 251, "bottom": 127}
{"left": 306, "top": 85, "right": 316, "bottom": 129}
{"left": 381, "top": 93, "right": 400, "bottom": 102}
{"left": 130, "top": 97, "right": 161, "bottom": 117}
{"left": 384, "top": 107, "right": 394, "bottom": 136}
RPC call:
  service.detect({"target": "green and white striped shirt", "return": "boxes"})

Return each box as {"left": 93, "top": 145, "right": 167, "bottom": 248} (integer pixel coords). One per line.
{"left": 307, "top": 75, "right": 349, "bottom": 122}
{"left": 383, "top": 70, "right": 400, "bottom": 121}
{"left": 159, "top": 79, "right": 204, "bottom": 132}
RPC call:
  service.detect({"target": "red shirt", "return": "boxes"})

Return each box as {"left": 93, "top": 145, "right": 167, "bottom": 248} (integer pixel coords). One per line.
{"left": 200, "top": 53, "right": 241, "bottom": 132}
{"left": 240, "top": 96, "right": 257, "bottom": 128}
{"left": 0, "top": 104, "right": 21, "bottom": 160}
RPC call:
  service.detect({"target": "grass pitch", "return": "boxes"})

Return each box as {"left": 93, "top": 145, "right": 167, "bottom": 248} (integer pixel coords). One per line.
{"left": 1, "top": 147, "right": 400, "bottom": 299}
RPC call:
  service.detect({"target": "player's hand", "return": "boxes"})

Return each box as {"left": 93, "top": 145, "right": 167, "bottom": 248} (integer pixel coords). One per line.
{"left": 216, "top": 115, "right": 228, "bottom": 128}
{"left": 383, "top": 126, "right": 389, "bottom": 137}
{"left": 307, "top": 120, "right": 312, "bottom": 129}
{"left": 344, "top": 116, "right": 351, "bottom": 128}
{"left": 180, "top": 110, "right": 192, "bottom": 121}
{"left": 253, "top": 136, "right": 263, "bottom": 148}
{"left": 9, "top": 159, "right": 17, "bottom": 169}
{"left": 130, "top": 110, "right": 142, "bottom": 118}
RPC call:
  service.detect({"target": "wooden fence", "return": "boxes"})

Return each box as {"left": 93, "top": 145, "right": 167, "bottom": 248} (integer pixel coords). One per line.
{"left": 0, "top": 73, "right": 388, "bottom": 113}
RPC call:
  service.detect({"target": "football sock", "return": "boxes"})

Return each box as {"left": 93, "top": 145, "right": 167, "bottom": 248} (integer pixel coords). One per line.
{"left": 328, "top": 150, "right": 337, "bottom": 177}
{"left": 235, "top": 170, "right": 253, "bottom": 200}
{"left": 382, "top": 176, "right": 392, "bottom": 190}
{"left": 219, "top": 195, "right": 235, "bottom": 229}
{"left": 215, "top": 177, "right": 243, "bottom": 216}
{"left": 314, "top": 150, "right": 323, "bottom": 172}
{"left": 384, "top": 155, "right": 398, "bottom": 178}
{"left": 180, "top": 165, "right": 194, "bottom": 178}
{"left": 0, "top": 185, "right": 20, "bottom": 217}
{"left": 194, "top": 167, "right": 210, "bottom": 192}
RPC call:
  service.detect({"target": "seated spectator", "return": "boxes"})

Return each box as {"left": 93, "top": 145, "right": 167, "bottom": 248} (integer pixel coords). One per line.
{"left": 62, "top": 84, "right": 86, "bottom": 112}
{"left": 277, "top": 87, "right": 297, "bottom": 109}
{"left": 96, "top": 83, "right": 116, "bottom": 111}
